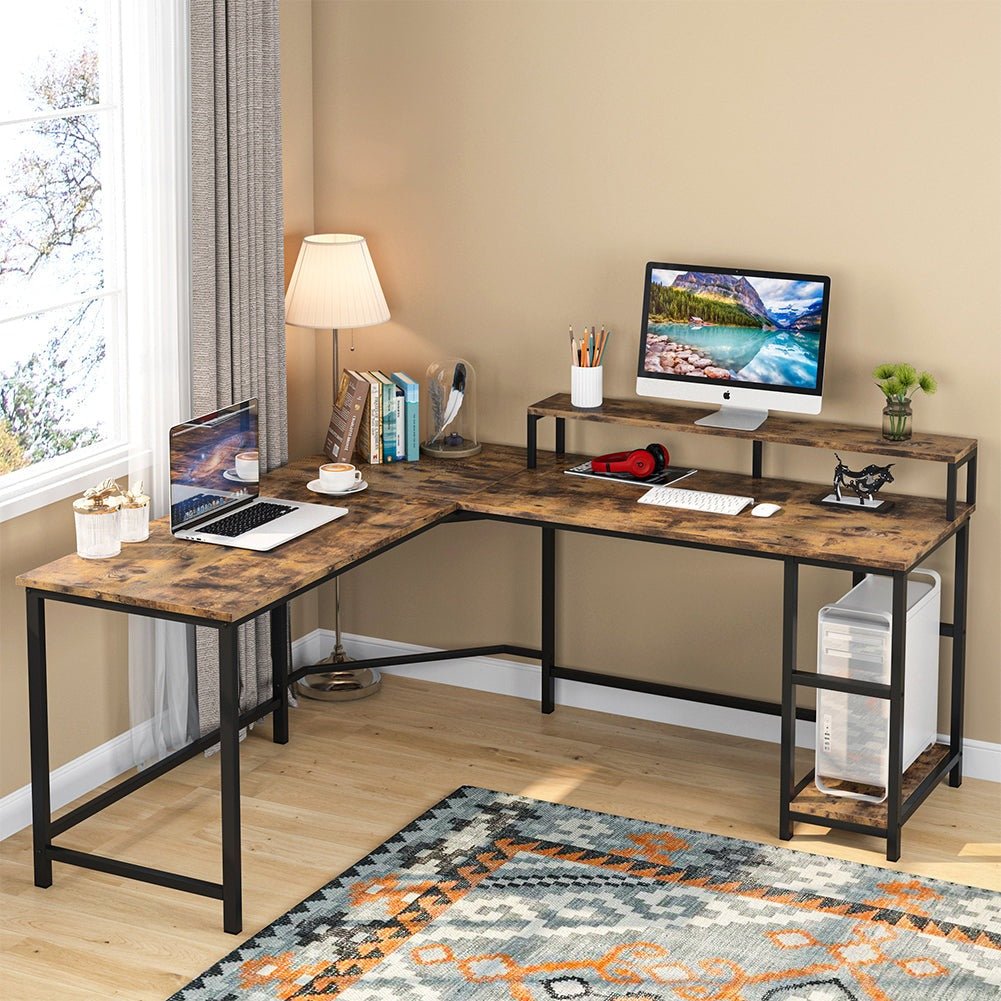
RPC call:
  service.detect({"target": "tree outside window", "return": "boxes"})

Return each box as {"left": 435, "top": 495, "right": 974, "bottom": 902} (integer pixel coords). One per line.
{"left": 0, "top": 2, "right": 121, "bottom": 478}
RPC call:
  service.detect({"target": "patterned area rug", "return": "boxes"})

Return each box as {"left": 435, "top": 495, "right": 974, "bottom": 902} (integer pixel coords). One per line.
{"left": 172, "top": 787, "right": 1001, "bottom": 1000}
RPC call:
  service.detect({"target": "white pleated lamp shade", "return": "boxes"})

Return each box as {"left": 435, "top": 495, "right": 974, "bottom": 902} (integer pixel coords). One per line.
{"left": 284, "top": 234, "right": 390, "bottom": 329}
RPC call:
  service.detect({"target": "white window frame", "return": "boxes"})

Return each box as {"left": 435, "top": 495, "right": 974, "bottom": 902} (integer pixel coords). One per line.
{"left": 0, "top": 440, "right": 132, "bottom": 522}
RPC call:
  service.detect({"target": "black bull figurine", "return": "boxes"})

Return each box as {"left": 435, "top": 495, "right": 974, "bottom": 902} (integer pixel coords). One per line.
{"left": 833, "top": 453, "right": 895, "bottom": 504}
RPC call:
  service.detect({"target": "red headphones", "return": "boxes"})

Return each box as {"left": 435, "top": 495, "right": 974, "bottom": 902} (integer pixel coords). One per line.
{"left": 591, "top": 443, "right": 670, "bottom": 479}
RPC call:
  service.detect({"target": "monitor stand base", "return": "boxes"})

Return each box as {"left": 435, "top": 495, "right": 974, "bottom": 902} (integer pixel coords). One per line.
{"left": 694, "top": 406, "right": 768, "bottom": 431}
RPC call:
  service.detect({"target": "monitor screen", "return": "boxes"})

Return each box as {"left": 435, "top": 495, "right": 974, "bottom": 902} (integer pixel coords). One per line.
{"left": 638, "top": 263, "right": 830, "bottom": 396}
{"left": 169, "top": 399, "right": 258, "bottom": 531}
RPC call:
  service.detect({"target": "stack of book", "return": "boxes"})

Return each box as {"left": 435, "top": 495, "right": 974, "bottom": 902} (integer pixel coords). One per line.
{"left": 324, "top": 370, "right": 420, "bottom": 464}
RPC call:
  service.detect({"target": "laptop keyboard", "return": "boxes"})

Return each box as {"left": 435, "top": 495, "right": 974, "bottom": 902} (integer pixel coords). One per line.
{"left": 205, "top": 501, "right": 296, "bottom": 538}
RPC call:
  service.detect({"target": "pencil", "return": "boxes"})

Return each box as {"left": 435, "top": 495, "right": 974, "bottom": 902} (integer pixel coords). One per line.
{"left": 569, "top": 325, "right": 576, "bottom": 365}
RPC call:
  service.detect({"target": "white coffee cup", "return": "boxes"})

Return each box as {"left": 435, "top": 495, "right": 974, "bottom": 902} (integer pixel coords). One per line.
{"left": 319, "top": 462, "right": 362, "bottom": 491}
{"left": 235, "top": 450, "right": 259, "bottom": 481}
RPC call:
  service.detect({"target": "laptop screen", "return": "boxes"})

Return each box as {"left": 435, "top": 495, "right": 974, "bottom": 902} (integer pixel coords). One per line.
{"left": 169, "top": 399, "right": 259, "bottom": 532}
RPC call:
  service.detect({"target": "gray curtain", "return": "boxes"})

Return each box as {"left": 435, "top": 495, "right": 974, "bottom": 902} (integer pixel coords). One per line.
{"left": 189, "top": 0, "right": 287, "bottom": 733}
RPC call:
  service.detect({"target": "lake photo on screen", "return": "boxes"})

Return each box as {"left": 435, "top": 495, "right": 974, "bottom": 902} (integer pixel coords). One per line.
{"left": 643, "top": 269, "right": 825, "bottom": 389}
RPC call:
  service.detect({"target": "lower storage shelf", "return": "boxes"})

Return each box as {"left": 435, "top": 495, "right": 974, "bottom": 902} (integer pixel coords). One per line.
{"left": 790, "top": 743, "right": 952, "bottom": 829}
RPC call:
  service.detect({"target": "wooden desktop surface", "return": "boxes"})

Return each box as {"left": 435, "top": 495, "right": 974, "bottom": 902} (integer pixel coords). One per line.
{"left": 14, "top": 446, "right": 541, "bottom": 623}
{"left": 271, "top": 443, "right": 547, "bottom": 500}
{"left": 17, "top": 443, "right": 972, "bottom": 620}
{"left": 460, "top": 456, "right": 973, "bottom": 572}
{"left": 15, "top": 491, "right": 456, "bottom": 624}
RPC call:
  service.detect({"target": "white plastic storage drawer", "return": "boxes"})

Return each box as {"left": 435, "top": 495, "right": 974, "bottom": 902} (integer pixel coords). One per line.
{"left": 815, "top": 570, "right": 940, "bottom": 803}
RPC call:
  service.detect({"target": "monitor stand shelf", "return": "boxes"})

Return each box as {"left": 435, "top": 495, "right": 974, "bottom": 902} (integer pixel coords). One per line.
{"left": 526, "top": 393, "right": 977, "bottom": 519}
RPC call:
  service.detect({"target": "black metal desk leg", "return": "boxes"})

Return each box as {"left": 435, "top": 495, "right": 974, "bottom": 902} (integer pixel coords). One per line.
{"left": 966, "top": 450, "right": 978, "bottom": 505}
{"left": 270, "top": 604, "right": 290, "bottom": 745}
{"left": 541, "top": 525, "right": 556, "bottom": 714}
{"left": 555, "top": 417, "right": 566, "bottom": 456}
{"left": 779, "top": 561, "right": 798, "bottom": 841}
{"left": 26, "top": 590, "right": 52, "bottom": 888}
{"left": 527, "top": 414, "right": 540, "bottom": 469}
{"left": 219, "top": 624, "right": 242, "bottom": 933}
{"left": 886, "top": 573, "right": 908, "bottom": 862}
{"left": 752, "top": 440, "right": 763, "bottom": 479}
{"left": 949, "top": 524, "right": 969, "bottom": 787}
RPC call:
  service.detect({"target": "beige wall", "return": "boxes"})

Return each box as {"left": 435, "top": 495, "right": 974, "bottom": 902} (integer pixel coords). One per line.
{"left": 304, "top": 0, "right": 1001, "bottom": 743}
{"left": 0, "top": 0, "right": 319, "bottom": 801}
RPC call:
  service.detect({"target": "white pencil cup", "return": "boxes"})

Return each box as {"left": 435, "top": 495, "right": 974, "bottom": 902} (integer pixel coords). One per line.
{"left": 571, "top": 365, "right": 603, "bottom": 408}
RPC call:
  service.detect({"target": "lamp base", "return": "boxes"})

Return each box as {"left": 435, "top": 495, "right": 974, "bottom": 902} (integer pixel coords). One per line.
{"left": 295, "top": 645, "right": 382, "bottom": 702}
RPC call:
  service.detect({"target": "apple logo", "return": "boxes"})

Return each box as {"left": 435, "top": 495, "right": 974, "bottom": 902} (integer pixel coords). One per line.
{"left": 723, "top": 390, "right": 731, "bottom": 400}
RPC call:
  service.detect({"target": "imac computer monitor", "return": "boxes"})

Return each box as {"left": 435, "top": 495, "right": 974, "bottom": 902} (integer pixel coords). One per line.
{"left": 636, "top": 262, "right": 830, "bottom": 430}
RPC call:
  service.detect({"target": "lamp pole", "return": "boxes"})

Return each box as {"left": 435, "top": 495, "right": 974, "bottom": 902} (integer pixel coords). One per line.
{"left": 329, "top": 328, "right": 350, "bottom": 664}
{"left": 294, "top": 327, "right": 381, "bottom": 699}
{"left": 284, "top": 234, "right": 390, "bottom": 701}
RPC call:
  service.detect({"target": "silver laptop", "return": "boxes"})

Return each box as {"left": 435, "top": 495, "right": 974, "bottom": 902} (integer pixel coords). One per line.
{"left": 169, "top": 399, "right": 347, "bottom": 551}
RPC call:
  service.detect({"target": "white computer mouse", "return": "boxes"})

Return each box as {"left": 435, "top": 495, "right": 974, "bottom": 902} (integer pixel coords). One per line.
{"left": 751, "top": 502, "right": 782, "bottom": 517}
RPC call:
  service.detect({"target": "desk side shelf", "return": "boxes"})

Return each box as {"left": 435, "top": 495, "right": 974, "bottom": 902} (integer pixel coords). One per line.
{"left": 526, "top": 393, "right": 977, "bottom": 860}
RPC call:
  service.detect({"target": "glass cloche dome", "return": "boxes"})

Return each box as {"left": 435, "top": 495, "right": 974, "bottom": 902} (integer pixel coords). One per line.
{"left": 421, "top": 357, "right": 481, "bottom": 458}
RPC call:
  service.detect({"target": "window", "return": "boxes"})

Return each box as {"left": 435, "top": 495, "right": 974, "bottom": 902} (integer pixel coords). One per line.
{"left": 0, "top": 0, "right": 189, "bottom": 524}
{"left": 0, "top": 0, "right": 129, "bottom": 517}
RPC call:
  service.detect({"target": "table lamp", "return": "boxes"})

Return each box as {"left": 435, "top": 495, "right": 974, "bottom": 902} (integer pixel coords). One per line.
{"left": 285, "top": 234, "right": 390, "bottom": 701}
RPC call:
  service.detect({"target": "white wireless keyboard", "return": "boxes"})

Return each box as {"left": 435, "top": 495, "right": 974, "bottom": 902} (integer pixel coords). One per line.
{"left": 638, "top": 485, "right": 754, "bottom": 516}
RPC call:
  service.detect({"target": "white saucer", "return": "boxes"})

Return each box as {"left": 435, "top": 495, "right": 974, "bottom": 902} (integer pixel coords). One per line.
{"left": 307, "top": 479, "right": 368, "bottom": 496}
{"left": 223, "top": 468, "right": 258, "bottom": 484}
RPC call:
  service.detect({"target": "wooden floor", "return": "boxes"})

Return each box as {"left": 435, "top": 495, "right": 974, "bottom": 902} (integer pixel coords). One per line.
{"left": 2, "top": 675, "right": 998, "bottom": 1000}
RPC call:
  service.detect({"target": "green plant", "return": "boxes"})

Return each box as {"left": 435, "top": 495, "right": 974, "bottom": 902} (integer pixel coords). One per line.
{"left": 873, "top": 363, "right": 937, "bottom": 402}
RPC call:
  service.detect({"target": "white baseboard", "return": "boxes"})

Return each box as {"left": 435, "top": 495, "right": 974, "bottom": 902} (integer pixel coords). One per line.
{"left": 0, "top": 726, "right": 141, "bottom": 842}
{"left": 3, "top": 629, "right": 996, "bottom": 842}
{"left": 305, "top": 628, "right": 1001, "bottom": 786}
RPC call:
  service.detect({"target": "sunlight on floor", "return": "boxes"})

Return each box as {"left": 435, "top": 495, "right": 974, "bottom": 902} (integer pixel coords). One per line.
{"left": 959, "top": 843, "right": 1000, "bottom": 857}
{"left": 518, "top": 769, "right": 592, "bottom": 802}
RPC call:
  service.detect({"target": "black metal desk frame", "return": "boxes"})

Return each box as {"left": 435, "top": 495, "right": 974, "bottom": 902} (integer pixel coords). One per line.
{"left": 25, "top": 519, "right": 543, "bottom": 935}
{"left": 25, "top": 426, "right": 975, "bottom": 932}
{"left": 27, "top": 594, "right": 287, "bottom": 935}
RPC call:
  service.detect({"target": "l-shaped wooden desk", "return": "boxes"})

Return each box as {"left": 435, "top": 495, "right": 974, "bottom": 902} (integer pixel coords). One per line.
{"left": 17, "top": 407, "right": 976, "bottom": 933}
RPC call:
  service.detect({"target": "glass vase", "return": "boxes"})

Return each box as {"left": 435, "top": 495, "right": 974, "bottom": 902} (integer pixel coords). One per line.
{"left": 882, "top": 398, "right": 913, "bottom": 441}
